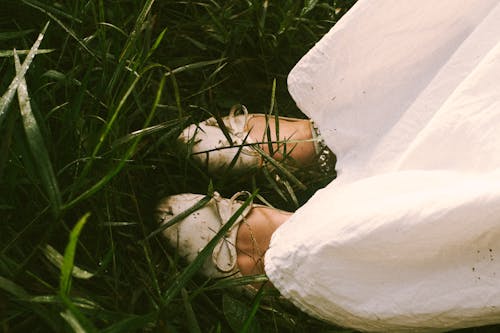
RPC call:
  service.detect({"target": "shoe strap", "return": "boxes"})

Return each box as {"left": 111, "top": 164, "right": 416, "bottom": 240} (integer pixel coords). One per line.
{"left": 310, "top": 120, "right": 336, "bottom": 175}
{"left": 203, "top": 105, "right": 257, "bottom": 154}
{"left": 228, "top": 105, "right": 249, "bottom": 135}
{"left": 211, "top": 191, "right": 253, "bottom": 273}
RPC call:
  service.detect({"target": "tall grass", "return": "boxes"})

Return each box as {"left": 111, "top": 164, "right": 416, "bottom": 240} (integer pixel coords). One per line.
{"left": 1, "top": 1, "right": 496, "bottom": 332}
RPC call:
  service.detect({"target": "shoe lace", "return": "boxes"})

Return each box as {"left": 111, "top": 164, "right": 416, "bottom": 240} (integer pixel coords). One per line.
{"left": 205, "top": 105, "right": 249, "bottom": 141}
{"left": 227, "top": 104, "right": 249, "bottom": 136}
{"left": 211, "top": 191, "right": 252, "bottom": 273}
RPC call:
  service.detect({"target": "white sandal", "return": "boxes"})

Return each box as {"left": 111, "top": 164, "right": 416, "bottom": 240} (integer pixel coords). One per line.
{"left": 178, "top": 105, "right": 335, "bottom": 173}
{"left": 155, "top": 191, "right": 254, "bottom": 278}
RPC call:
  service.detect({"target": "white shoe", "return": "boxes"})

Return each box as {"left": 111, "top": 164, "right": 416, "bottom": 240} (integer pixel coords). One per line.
{"left": 178, "top": 105, "right": 261, "bottom": 172}
{"left": 179, "top": 105, "right": 335, "bottom": 174}
{"left": 155, "top": 191, "right": 254, "bottom": 278}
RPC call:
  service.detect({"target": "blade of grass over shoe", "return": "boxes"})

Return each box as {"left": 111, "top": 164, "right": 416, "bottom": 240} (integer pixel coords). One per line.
{"left": 160, "top": 191, "right": 257, "bottom": 305}
{"left": 156, "top": 191, "right": 256, "bottom": 278}
{"left": 146, "top": 194, "right": 212, "bottom": 241}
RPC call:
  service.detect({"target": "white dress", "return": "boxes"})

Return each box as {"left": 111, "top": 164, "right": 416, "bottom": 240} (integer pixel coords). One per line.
{"left": 264, "top": 0, "right": 500, "bottom": 331}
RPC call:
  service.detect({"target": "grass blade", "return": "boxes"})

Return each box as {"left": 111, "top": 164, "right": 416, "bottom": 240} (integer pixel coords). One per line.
{"left": 59, "top": 212, "right": 97, "bottom": 333}
{"left": 100, "top": 313, "right": 156, "bottom": 333}
{"left": 60, "top": 310, "right": 86, "bottom": 333}
{"left": 302, "top": 0, "right": 319, "bottom": 15}
{"left": 181, "top": 288, "right": 202, "bottom": 333}
{"left": 21, "top": 1, "right": 98, "bottom": 61}
{"left": 270, "top": 78, "right": 279, "bottom": 145}
{"left": 255, "top": 145, "right": 307, "bottom": 190}
{"left": 111, "top": 120, "right": 180, "bottom": 149}
{"left": 262, "top": 166, "right": 288, "bottom": 202}
{"left": 119, "top": 0, "right": 155, "bottom": 62}
{"left": 14, "top": 49, "right": 62, "bottom": 215}
{"left": 240, "top": 286, "right": 265, "bottom": 333}
{"left": 223, "top": 292, "right": 261, "bottom": 333}
{"left": 165, "top": 59, "right": 228, "bottom": 78}
{"left": 0, "top": 49, "right": 55, "bottom": 57}
{"left": 206, "top": 274, "right": 268, "bottom": 290}
{"left": 44, "top": 245, "right": 94, "bottom": 280}
{"left": 0, "top": 29, "right": 34, "bottom": 41}
{"left": 266, "top": 79, "right": 278, "bottom": 157}
{"left": 21, "top": 0, "right": 83, "bottom": 23}
{"left": 0, "top": 21, "right": 49, "bottom": 127}
{"left": 145, "top": 27, "right": 167, "bottom": 60}
{"left": 0, "top": 275, "right": 29, "bottom": 298}
{"left": 29, "top": 295, "right": 101, "bottom": 310}
{"left": 281, "top": 178, "right": 299, "bottom": 207}
{"left": 224, "top": 130, "right": 252, "bottom": 174}
{"left": 145, "top": 194, "right": 212, "bottom": 242}
{"left": 60, "top": 213, "right": 90, "bottom": 296}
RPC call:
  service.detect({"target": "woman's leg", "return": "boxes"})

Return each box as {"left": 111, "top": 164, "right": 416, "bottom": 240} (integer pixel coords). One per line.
{"left": 246, "top": 116, "right": 316, "bottom": 165}
{"left": 236, "top": 206, "right": 292, "bottom": 276}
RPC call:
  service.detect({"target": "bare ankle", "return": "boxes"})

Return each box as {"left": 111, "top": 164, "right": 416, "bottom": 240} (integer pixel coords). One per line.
{"left": 236, "top": 206, "right": 292, "bottom": 276}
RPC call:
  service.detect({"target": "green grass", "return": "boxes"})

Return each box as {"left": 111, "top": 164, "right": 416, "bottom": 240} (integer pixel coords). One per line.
{"left": 1, "top": 1, "right": 499, "bottom": 332}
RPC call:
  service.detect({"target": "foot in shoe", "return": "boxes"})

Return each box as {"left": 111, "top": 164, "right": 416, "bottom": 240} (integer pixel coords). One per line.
{"left": 155, "top": 191, "right": 290, "bottom": 279}
{"left": 178, "top": 105, "right": 319, "bottom": 173}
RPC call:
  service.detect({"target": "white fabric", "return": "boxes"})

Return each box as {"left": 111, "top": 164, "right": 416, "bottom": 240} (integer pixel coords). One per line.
{"left": 265, "top": 0, "right": 500, "bottom": 331}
